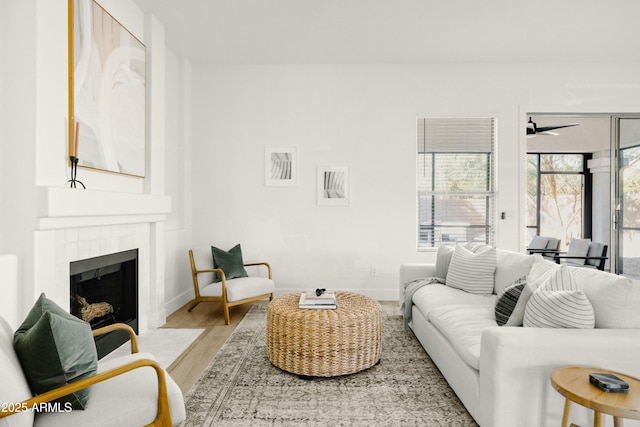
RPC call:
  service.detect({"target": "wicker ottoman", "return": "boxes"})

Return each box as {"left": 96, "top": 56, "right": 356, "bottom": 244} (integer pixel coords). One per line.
{"left": 266, "top": 291, "right": 382, "bottom": 377}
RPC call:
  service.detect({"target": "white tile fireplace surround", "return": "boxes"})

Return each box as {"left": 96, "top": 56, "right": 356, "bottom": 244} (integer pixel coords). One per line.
{"left": 31, "top": 186, "right": 171, "bottom": 334}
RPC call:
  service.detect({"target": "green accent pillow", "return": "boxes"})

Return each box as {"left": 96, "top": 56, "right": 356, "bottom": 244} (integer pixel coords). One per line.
{"left": 211, "top": 244, "right": 249, "bottom": 282}
{"left": 13, "top": 293, "right": 98, "bottom": 409}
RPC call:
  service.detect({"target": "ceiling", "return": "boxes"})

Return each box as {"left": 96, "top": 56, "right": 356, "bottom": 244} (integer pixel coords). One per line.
{"left": 131, "top": 0, "right": 640, "bottom": 65}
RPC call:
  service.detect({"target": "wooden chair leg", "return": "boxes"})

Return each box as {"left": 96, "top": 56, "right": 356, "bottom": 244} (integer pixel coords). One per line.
{"left": 223, "top": 302, "right": 230, "bottom": 325}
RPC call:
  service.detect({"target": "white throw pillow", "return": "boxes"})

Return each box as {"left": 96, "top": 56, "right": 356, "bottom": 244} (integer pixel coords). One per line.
{"left": 527, "top": 256, "right": 561, "bottom": 289}
{"left": 446, "top": 244, "right": 497, "bottom": 295}
{"left": 494, "top": 249, "right": 536, "bottom": 295}
{"left": 524, "top": 265, "right": 595, "bottom": 329}
{"left": 464, "top": 242, "right": 493, "bottom": 253}
{"left": 435, "top": 245, "right": 455, "bottom": 280}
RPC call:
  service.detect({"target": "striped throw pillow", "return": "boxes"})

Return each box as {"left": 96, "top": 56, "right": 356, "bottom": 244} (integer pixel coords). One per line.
{"left": 446, "top": 244, "right": 496, "bottom": 295}
{"left": 494, "top": 276, "right": 527, "bottom": 326}
{"left": 524, "top": 265, "right": 595, "bottom": 329}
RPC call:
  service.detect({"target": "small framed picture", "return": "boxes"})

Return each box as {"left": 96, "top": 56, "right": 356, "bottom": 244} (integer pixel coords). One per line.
{"left": 265, "top": 147, "right": 297, "bottom": 186}
{"left": 317, "top": 165, "right": 350, "bottom": 206}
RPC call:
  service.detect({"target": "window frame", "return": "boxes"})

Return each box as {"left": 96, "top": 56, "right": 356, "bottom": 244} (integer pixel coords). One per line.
{"left": 416, "top": 117, "right": 496, "bottom": 250}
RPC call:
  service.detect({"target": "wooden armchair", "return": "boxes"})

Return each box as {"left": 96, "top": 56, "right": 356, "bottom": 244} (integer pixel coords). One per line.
{"left": 188, "top": 246, "right": 275, "bottom": 324}
{"left": 0, "top": 320, "right": 185, "bottom": 426}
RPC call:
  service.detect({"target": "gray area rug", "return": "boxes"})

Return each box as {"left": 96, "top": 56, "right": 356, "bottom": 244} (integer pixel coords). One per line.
{"left": 179, "top": 303, "right": 478, "bottom": 426}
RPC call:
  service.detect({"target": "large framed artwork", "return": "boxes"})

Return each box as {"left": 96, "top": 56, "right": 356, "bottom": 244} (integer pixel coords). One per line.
{"left": 317, "top": 165, "right": 350, "bottom": 206}
{"left": 69, "top": 0, "right": 146, "bottom": 177}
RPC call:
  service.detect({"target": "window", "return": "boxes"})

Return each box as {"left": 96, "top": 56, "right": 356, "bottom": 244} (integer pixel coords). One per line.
{"left": 526, "top": 153, "right": 589, "bottom": 251}
{"left": 417, "top": 118, "right": 496, "bottom": 249}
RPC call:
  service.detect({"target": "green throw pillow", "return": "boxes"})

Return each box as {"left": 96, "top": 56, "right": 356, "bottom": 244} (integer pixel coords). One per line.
{"left": 211, "top": 244, "right": 249, "bottom": 282}
{"left": 13, "top": 293, "right": 98, "bottom": 409}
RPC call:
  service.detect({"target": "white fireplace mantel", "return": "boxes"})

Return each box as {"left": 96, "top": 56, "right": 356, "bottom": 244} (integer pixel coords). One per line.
{"left": 37, "top": 186, "right": 171, "bottom": 230}
{"left": 32, "top": 186, "right": 171, "bottom": 331}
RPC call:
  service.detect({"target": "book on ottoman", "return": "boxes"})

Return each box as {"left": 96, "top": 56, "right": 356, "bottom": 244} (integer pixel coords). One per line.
{"left": 299, "top": 290, "right": 337, "bottom": 309}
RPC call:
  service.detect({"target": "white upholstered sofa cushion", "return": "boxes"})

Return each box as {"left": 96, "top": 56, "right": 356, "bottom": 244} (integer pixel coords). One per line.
{"left": 569, "top": 266, "right": 640, "bottom": 328}
{"left": 428, "top": 304, "right": 498, "bottom": 370}
{"left": 200, "top": 276, "right": 275, "bottom": 302}
{"left": 412, "top": 283, "right": 495, "bottom": 319}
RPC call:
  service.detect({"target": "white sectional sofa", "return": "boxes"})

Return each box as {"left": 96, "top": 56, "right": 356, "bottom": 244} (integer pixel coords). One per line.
{"left": 400, "top": 246, "right": 640, "bottom": 427}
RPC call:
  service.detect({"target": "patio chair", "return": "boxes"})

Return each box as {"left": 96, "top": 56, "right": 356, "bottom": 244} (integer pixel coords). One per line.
{"left": 526, "top": 236, "right": 560, "bottom": 260}
{"left": 554, "top": 238, "right": 608, "bottom": 271}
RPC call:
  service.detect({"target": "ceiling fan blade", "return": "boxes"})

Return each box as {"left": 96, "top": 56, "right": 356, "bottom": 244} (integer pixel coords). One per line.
{"left": 525, "top": 117, "right": 579, "bottom": 137}
{"left": 535, "top": 123, "right": 579, "bottom": 133}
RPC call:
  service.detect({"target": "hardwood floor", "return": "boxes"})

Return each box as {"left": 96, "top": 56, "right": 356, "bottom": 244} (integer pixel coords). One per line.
{"left": 163, "top": 301, "right": 258, "bottom": 394}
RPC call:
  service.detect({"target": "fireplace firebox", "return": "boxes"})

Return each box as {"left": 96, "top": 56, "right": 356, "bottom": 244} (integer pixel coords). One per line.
{"left": 70, "top": 249, "right": 138, "bottom": 359}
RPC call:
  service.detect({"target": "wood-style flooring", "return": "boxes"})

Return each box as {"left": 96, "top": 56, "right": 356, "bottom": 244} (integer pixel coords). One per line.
{"left": 163, "top": 301, "right": 257, "bottom": 395}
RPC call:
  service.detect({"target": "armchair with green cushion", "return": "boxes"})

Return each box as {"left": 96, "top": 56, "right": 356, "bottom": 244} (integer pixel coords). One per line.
{"left": 554, "top": 238, "right": 609, "bottom": 271}
{"left": 188, "top": 244, "right": 275, "bottom": 325}
{"left": 0, "top": 293, "right": 185, "bottom": 427}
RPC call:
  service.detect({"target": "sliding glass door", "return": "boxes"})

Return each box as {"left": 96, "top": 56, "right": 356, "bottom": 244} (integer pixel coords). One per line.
{"left": 526, "top": 154, "right": 586, "bottom": 251}
{"left": 616, "top": 118, "right": 640, "bottom": 278}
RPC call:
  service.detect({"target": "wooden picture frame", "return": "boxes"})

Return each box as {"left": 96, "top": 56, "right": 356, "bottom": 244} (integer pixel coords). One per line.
{"left": 69, "top": 0, "right": 146, "bottom": 177}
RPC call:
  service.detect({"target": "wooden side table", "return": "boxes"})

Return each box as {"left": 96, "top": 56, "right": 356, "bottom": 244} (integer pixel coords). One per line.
{"left": 551, "top": 366, "right": 640, "bottom": 427}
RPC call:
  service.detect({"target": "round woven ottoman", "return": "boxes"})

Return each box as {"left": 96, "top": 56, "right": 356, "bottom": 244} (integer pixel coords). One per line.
{"left": 266, "top": 291, "right": 382, "bottom": 377}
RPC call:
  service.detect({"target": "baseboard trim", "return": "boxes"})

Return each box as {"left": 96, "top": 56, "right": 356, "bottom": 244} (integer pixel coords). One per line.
{"left": 165, "top": 289, "right": 193, "bottom": 317}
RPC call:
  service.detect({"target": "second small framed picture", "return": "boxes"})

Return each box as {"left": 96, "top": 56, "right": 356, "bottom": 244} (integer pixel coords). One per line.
{"left": 265, "top": 147, "right": 297, "bottom": 186}
{"left": 317, "top": 165, "right": 350, "bottom": 206}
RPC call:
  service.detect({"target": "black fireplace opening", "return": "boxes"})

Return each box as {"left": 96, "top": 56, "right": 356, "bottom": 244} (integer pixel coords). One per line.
{"left": 70, "top": 249, "right": 138, "bottom": 359}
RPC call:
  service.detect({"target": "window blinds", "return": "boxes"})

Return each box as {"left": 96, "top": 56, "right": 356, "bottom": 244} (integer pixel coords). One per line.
{"left": 417, "top": 118, "right": 494, "bottom": 153}
{"left": 417, "top": 117, "right": 496, "bottom": 248}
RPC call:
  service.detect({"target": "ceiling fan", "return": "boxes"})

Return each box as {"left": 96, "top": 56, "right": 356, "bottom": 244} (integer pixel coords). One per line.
{"left": 526, "top": 117, "right": 579, "bottom": 138}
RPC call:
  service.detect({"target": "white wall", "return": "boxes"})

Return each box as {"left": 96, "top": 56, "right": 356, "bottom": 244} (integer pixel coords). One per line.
{"left": 191, "top": 63, "right": 640, "bottom": 299}
{"left": 163, "top": 47, "right": 193, "bottom": 313}
{"left": 3, "top": 0, "right": 39, "bottom": 312}
{"left": 0, "top": 0, "right": 5, "bottom": 252}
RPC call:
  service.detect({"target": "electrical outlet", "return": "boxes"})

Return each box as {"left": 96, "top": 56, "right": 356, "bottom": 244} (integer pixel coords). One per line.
{"left": 370, "top": 267, "right": 376, "bottom": 277}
